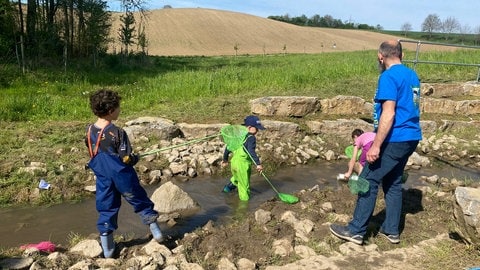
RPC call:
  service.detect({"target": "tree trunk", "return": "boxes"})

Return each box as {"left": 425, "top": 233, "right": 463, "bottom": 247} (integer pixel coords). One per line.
{"left": 62, "top": 0, "right": 69, "bottom": 56}
{"left": 77, "top": 0, "right": 85, "bottom": 56}
{"left": 26, "top": 0, "right": 37, "bottom": 55}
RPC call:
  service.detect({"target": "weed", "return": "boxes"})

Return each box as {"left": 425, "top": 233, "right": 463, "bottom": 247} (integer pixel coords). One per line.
{"left": 66, "top": 232, "right": 85, "bottom": 247}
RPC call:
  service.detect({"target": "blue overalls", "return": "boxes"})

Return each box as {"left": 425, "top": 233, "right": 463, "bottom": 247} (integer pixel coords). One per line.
{"left": 86, "top": 124, "right": 158, "bottom": 234}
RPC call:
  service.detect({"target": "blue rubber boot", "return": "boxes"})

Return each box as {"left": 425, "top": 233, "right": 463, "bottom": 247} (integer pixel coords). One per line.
{"left": 223, "top": 182, "right": 237, "bottom": 193}
{"left": 100, "top": 232, "right": 115, "bottom": 258}
{"left": 149, "top": 222, "right": 164, "bottom": 243}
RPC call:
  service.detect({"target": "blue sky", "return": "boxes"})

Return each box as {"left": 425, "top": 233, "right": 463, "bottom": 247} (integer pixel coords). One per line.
{"left": 107, "top": 0, "right": 479, "bottom": 32}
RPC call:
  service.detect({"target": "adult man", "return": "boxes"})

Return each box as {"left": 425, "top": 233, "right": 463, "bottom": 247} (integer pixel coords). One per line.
{"left": 330, "top": 40, "right": 422, "bottom": 245}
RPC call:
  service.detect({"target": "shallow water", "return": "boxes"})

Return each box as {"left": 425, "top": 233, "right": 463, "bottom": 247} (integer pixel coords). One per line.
{"left": 1, "top": 160, "right": 479, "bottom": 249}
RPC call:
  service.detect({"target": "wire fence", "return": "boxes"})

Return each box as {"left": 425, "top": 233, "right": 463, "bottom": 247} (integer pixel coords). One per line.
{"left": 399, "top": 39, "right": 480, "bottom": 82}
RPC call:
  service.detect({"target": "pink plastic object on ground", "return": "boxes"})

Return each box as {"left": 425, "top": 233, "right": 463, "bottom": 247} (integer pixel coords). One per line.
{"left": 20, "top": 241, "right": 56, "bottom": 252}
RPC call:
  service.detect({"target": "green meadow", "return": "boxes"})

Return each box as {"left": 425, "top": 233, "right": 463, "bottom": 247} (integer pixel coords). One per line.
{"left": 2, "top": 49, "right": 479, "bottom": 123}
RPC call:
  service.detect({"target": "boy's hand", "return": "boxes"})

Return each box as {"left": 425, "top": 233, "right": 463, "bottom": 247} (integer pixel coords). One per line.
{"left": 256, "top": 164, "right": 263, "bottom": 173}
{"left": 122, "top": 154, "right": 139, "bottom": 165}
{"left": 221, "top": 161, "right": 229, "bottom": 167}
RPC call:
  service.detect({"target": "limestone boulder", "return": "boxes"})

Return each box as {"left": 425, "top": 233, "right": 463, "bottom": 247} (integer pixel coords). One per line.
{"left": 250, "top": 96, "right": 320, "bottom": 117}
{"left": 124, "top": 117, "right": 181, "bottom": 142}
{"left": 151, "top": 181, "right": 200, "bottom": 214}
{"left": 319, "top": 95, "right": 371, "bottom": 115}
{"left": 453, "top": 187, "right": 480, "bottom": 248}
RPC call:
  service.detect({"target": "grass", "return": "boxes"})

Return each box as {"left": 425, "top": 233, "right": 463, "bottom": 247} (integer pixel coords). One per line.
{"left": 2, "top": 50, "right": 479, "bottom": 123}
{"left": 415, "top": 240, "right": 480, "bottom": 269}
{"left": 382, "top": 30, "right": 480, "bottom": 47}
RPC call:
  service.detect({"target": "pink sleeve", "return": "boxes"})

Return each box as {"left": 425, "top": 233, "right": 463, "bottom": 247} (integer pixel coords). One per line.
{"left": 355, "top": 132, "right": 375, "bottom": 148}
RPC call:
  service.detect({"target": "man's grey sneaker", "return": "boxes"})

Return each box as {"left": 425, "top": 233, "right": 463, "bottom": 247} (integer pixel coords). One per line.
{"left": 378, "top": 230, "right": 400, "bottom": 244}
{"left": 329, "top": 224, "right": 363, "bottom": 245}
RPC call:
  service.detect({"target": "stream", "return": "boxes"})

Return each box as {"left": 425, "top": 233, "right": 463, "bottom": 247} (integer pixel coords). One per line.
{"left": 1, "top": 160, "right": 479, "bottom": 249}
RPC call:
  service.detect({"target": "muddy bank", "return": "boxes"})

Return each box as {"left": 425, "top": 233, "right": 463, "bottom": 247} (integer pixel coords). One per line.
{"left": 3, "top": 174, "right": 480, "bottom": 269}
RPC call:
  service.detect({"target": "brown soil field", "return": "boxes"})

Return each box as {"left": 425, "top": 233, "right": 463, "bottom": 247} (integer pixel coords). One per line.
{"left": 109, "top": 8, "right": 448, "bottom": 57}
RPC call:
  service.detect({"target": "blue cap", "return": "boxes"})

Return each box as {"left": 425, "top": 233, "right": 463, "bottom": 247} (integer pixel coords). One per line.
{"left": 244, "top": 115, "right": 265, "bottom": 130}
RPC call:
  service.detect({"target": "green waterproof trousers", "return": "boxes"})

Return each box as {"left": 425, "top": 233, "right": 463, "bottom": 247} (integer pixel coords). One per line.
{"left": 229, "top": 147, "right": 252, "bottom": 201}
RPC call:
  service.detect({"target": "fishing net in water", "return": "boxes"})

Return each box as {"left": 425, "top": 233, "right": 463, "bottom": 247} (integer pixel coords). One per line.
{"left": 220, "top": 125, "right": 248, "bottom": 151}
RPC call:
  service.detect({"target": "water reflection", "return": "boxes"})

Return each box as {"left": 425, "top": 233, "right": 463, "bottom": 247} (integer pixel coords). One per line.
{"left": 0, "top": 160, "right": 478, "bottom": 249}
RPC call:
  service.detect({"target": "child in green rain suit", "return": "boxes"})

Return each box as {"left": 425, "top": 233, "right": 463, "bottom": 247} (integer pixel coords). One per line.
{"left": 221, "top": 115, "right": 265, "bottom": 201}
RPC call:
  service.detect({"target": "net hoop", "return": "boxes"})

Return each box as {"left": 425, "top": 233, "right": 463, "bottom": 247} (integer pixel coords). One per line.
{"left": 220, "top": 125, "right": 249, "bottom": 151}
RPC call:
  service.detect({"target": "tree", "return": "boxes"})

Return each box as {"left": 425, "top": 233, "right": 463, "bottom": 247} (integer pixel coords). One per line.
{"left": 83, "top": 0, "right": 112, "bottom": 65}
{"left": 442, "top": 17, "right": 460, "bottom": 40}
{"left": 0, "top": 0, "right": 113, "bottom": 71}
{"left": 459, "top": 24, "right": 471, "bottom": 44}
{"left": 137, "top": 22, "right": 148, "bottom": 55}
{"left": 311, "top": 14, "right": 321, "bottom": 27}
{"left": 319, "top": 15, "right": 334, "bottom": 27}
{"left": 474, "top": 25, "right": 480, "bottom": 46}
{"left": 0, "top": 0, "right": 16, "bottom": 59}
{"left": 401, "top": 22, "right": 412, "bottom": 37}
{"left": 25, "top": 0, "right": 37, "bottom": 53}
{"left": 118, "top": 11, "right": 136, "bottom": 55}
{"left": 422, "top": 14, "right": 442, "bottom": 39}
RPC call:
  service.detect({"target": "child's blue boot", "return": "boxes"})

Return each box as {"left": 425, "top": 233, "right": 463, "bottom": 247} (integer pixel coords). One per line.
{"left": 223, "top": 182, "right": 237, "bottom": 193}
{"left": 149, "top": 222, "right": 164, "bottom": 243}
{"left": 100, "top": 232, "right": 115, "bottom": 258}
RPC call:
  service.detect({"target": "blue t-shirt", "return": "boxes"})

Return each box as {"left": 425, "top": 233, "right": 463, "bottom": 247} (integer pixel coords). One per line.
{"left": 373, "top": 64, "right": 422, "bottom": 142}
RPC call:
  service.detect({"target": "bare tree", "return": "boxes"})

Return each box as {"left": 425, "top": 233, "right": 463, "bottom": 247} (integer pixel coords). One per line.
{"left": 422, "top": 14, "right": 442, "bottom": 39}
{"left": 401, "top": 22, "right": 412, "bottom": 37}
{"left": 474, "top": 25, "right": 480, "bottom": 46}
{"left": 459, "top": 24, "right": 472, "bottom": 44}
{"left": 442, "top": 16, "right": 460, "bottom": 40}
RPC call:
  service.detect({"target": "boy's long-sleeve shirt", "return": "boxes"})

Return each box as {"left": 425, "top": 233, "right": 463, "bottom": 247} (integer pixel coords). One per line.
{"left": 223, "top": 134, "right": 261, "bottom": 165}
{"left": 85, "top": 123, "right": 139, "bottom": 166}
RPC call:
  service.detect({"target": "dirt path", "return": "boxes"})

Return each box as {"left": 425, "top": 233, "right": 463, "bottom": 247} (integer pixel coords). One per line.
{"left": 178, "top": 183, "right": 476, "bottom": 269}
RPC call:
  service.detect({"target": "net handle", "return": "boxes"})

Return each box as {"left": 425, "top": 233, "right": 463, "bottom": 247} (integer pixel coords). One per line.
{"left": 139, "top": 134, "right": 219, "bottom": 157}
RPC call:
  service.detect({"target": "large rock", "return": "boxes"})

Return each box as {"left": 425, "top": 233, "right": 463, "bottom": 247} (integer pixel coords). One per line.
{"left": 69, "top": 239, "right": 103, "bottom": 258}
{"left": 422, "top": 82, "right": 480, "bottom": 98}
{"left": 453, "top": 187, "right": 480, "bottom": 248}
{"left": 464, "top": 81, "right": 480, "bottom": 96}
{"left": 124, "top": 117, "right": 181, "bottom": 142}
{"left": 319, "top": 95, "right": 371, "bottom": 115}
{"left": 151, "top": 181, "right": 200, "bottom": 214}
{"left": 420, "top": 120, "right": 437, "bottom": 134}
{"left": 250, "top": 96, "right": 320, "bottom": 117}
{"left": 305, "top": 119, "right": 372, "bottom": 138}
{"left": 177, "top": 123, "right": 225, "bottom": 139}
{"left": 421, "top": 98, "right": 480, "bottom": 115}
{"left": 0, "top": 257, "right": 34, "bottom": 270}
{"left": 258, "top": 120, "right": 300, "bottom": 139}
{"left": 438, "top": 120, "right": 480, "bottom": 132}
{"left": 422, "top": 83, "right": 466, "bottom": 97}
{"left": 421, "top": 98, "right": 457, "bottom": 114}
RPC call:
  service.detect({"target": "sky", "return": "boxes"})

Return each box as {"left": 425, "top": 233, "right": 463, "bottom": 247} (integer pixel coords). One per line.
{"left": 107, "top": 0, "right": 479, "bottom": 32}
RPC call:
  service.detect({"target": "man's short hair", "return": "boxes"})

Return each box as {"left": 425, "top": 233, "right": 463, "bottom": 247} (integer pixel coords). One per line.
{"left": 379, "top": 40, "right": 402, "bottom": 60}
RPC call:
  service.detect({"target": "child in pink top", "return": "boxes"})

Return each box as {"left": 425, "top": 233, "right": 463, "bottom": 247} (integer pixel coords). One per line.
{"left": 344, "top": 129, "right": 375, "bottom": 179}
